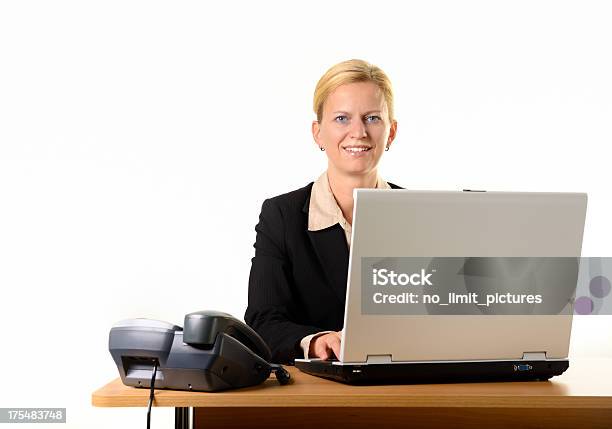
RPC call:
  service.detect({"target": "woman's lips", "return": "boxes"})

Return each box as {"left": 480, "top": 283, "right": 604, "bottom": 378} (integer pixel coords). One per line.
{"left": 342, "top": 146, "right": 372, "bottom": 157}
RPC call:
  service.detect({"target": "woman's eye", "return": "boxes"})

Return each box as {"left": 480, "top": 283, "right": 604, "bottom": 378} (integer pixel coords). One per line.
{"left": 365, "top": 115, "right": 381, "bottom": 123}
{"left": 335, "top": 115, "right": 348, "bottom": 123}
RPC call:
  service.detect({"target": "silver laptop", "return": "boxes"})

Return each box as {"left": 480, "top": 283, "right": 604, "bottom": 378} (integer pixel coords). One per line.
{"left": 295, "top": 189, "right": 587, "bottom": 383}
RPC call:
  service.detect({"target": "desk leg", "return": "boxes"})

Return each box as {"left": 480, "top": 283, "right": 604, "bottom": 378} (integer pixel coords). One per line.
{"left": 174, "top": 407, "right": 192, "bottom": 429}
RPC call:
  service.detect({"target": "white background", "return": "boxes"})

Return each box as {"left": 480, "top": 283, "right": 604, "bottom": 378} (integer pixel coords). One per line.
{"left": 1, "top": 1, "right": 611, "bottom": 428}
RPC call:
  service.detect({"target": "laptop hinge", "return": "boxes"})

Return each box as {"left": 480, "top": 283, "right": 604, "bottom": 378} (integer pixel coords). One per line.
{"left": 366, "top": 354, "right": 392, "bottom": 364}
{"left": 522, "top": 352, "right": 547, "bottom": 360}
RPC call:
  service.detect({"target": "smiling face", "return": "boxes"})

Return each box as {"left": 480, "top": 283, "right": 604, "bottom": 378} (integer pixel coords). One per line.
{"left": 312, "top": 81, "right": 397, "bottom": 178}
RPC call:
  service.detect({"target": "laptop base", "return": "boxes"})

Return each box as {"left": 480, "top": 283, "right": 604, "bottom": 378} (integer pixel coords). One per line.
{"left": 294, "top": 359, "right": 569, "bottom": 384}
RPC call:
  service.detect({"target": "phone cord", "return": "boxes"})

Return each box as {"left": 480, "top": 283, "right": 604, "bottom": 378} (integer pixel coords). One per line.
{"left": 270, "top": 364, "right": 291, "bottom": 385}
{"left": 146, "top": 361, "right": 158, "bottom": 429}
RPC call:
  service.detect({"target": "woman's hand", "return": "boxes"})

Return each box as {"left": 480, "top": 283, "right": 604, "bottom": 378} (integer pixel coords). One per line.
{"left": 308, "top": 331, "right": 342, "bottom": 360}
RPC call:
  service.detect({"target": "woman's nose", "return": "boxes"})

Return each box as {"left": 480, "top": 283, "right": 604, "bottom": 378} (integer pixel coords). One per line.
{"left": 349, "top": 118, "right": 367, "bottom": 139}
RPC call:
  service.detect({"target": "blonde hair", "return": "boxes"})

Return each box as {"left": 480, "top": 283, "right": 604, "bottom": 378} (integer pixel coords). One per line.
{"left": 313, "top": 59, "right": 395, "bottom": 123}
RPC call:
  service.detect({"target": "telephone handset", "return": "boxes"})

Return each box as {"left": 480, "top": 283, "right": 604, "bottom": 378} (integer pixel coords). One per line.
{"left": 109, "top": 310, "right": 290, "bottom": 393}
{"left": 183, "top": 310, "right": 272, "bottom": 361}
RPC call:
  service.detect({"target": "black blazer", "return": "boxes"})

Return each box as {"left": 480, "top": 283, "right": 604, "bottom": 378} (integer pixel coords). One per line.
{"left": 244, "top": 181, "right": 402, "bottom": 364}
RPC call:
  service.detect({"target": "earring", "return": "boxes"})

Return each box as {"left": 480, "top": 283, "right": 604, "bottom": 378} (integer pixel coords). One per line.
{"left": 320, "top": 146, "right": 325, "bottom": 151}
{"left": 385, "top": 146, "right": 390, "bottom": 151}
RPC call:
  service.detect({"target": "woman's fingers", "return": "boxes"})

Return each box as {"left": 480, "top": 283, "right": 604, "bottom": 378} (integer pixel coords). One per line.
{"left": 312, "top": 332, "right": 342, "bottom": 360}
{"left": 314, "top": 336, "right": 331, "bottom": 359}
{"left": 328, "top": 333, "right": 341, "bottom": 360}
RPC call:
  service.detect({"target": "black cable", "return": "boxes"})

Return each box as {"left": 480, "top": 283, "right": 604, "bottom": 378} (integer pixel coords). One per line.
{"left": 146, "top": 361, "right": 158, "bottom": 429}
{"left": 270, "top": 364, "right": 291, "bottom": 385}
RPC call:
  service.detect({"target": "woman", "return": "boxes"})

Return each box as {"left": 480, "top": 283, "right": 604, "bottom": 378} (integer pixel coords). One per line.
{"left": 245, "top": 59, "right": 400, "bottom": 364}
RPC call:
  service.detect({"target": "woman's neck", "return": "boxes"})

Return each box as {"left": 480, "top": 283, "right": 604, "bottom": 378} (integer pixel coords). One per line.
{"left": 327, "top": 167, "right": 378, "bottom": 225}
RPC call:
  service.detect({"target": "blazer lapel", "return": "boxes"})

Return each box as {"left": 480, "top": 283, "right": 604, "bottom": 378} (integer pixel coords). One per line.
{"left": 301, "top": 181, "right": 402, "bottom": 306}
{"left": 307, "top": 226, "right": 349, "bottom": 304}
{"left": 303, "top": 193, "right": 349, "bottom": 304}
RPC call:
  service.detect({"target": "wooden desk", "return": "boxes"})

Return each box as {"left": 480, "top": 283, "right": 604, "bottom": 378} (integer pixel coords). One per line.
{"left": 92, "top": 358, "right": 612, "bottom": 429}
